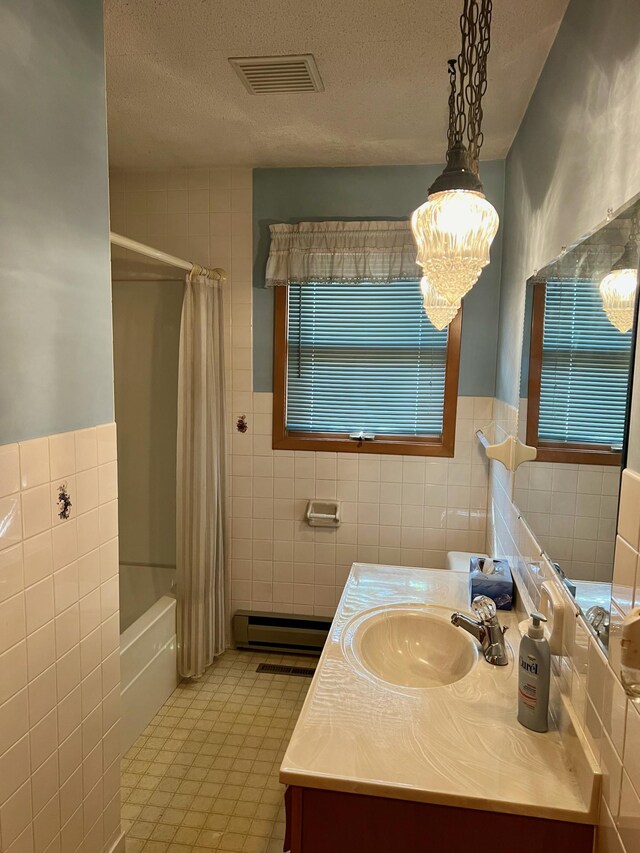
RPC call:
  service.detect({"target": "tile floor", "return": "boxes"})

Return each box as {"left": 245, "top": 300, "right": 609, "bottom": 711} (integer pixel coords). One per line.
{"left": 121, "top": 650, "right": 317, "bottom": 853}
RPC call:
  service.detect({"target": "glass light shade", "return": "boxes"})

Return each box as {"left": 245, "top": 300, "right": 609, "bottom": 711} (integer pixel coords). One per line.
{"left": 599, "top": 267, "right": 637, "bottom": 333}
{"left": 412, "top": 189, "right": 499, "bottom": 304}
{"left": 420, "top": 276, "right": 460, "bottom": 330}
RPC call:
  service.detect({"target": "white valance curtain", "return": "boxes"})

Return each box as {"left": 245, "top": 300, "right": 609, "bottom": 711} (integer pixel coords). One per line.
{"left": 265, "top": 220, "right": 420, "bottom": 287}
{"left": 176, "top": 274, "right": 227, "bottom": 678}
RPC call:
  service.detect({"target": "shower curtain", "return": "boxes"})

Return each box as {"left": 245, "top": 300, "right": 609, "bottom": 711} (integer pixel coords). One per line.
{"left": 176, "top": 273, "right": 227, "bottom": 678}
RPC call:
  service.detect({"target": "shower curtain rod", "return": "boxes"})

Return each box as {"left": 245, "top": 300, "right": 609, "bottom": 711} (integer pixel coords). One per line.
{"left": 109, "top": 232, "right": 226, "bottom": 281}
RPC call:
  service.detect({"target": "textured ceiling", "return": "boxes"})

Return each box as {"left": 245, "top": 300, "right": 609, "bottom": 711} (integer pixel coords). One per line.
{"left": 105, "top": 0, "right": 570, "bottom": 169}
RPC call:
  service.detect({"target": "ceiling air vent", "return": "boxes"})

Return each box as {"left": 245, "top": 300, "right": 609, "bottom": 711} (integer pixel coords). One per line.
{"left": 229, "top": 54, "right": 324, "bottom": 95}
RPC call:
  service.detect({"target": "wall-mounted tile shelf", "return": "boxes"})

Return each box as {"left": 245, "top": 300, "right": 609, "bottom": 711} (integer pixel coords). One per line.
{"left": 476, "top": 429, "right": 537, "bottom": 472}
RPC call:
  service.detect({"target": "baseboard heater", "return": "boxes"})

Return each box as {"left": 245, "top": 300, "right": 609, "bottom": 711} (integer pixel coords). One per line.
{"left": 233, "top": 610, "right": 332, "bottom": 655}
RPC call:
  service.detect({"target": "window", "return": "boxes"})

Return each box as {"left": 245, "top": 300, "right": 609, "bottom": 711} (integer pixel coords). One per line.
{"left": 526, "top": 280, "right": 633, "bottom": 465}
{"left": 273, "top": 281, "right": 461, "bottom": 456}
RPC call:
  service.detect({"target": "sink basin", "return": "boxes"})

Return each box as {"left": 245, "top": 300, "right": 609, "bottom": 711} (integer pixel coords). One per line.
{"left": 342, "top": 604, "right": 478, "bottom": 689}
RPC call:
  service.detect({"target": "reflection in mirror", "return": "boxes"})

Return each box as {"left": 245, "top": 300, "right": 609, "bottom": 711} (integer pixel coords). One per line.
{"left": 515, "top": 199, "right": 640, "bottom": 650}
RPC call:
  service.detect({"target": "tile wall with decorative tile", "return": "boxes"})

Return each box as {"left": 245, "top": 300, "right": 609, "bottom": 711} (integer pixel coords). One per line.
{"left": 109, "top": 168, "right": 496, "bottom": 623}
{"left": 230, "top": 394, "right": 493, "bottom": 617}
{"left": 489, "top": 395, "right": 640, "bottom": 853}
{"left": 0, "top": 425, "right": 122, "bottom": 853}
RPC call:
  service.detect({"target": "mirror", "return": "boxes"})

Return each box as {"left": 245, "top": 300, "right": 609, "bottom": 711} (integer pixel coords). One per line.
{"left": 515, "top": 198, "right": 640, "bottom": 649}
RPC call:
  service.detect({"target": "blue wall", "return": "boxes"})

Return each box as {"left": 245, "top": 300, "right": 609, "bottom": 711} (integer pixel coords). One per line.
{"left": 495, "top": 0, "right": 640, "bottom": 408}
{"left": 0, "top": 0, "right": 113, "bottom": 443}
{"left": 253, "top": 162, "right": 505, "bottom": 395}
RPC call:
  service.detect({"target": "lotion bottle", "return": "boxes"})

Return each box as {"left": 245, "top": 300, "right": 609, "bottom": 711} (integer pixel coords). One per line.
{"left": 518, "top": 611, "right": 550, "bottom": 732}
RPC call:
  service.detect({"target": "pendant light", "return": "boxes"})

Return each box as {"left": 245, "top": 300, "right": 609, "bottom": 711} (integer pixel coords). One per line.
{"left": 599, "top": 215, "right": 639, "bottom": 334}
{"left": 420, "top": 276, "right": 460, "bottom": 331}
{"left": 412, "top": 1, "right": 499, "bottom": 311}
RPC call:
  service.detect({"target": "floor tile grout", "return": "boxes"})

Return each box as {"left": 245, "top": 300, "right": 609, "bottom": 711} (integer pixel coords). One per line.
{"left": 123, "top": 650, "right": 316, "bottom": 853}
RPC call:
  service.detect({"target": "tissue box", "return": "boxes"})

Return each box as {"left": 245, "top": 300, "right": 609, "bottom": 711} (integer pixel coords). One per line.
{"left": 469, "top": 557, "right": 513, "bottom": 611}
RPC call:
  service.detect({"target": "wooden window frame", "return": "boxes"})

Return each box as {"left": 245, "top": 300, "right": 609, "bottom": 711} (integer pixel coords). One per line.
{"left": 272, "top": 285, "right": 462, "bottom": 457}
{"left": 526, "top": 281, "right": 621, "bottom": 467}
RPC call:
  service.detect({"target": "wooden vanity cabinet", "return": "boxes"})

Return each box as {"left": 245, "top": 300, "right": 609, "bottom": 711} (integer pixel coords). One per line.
{"left": 284, "top": 786, "right": 594, "bottom": 853}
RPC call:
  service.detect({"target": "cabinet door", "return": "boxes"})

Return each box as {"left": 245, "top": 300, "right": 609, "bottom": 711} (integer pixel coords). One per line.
{"left": 285, "top": 786, "right": 594, "bottom": 853}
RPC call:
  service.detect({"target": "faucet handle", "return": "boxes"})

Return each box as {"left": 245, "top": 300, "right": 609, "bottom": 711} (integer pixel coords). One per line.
{"left": 472, "top": 595, "right": 497, "bottom": 622}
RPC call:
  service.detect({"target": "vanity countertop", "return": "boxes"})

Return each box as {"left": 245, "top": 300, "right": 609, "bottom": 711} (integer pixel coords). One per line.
{"left": 280, "top": 563, "right": 598, "bottom": 824}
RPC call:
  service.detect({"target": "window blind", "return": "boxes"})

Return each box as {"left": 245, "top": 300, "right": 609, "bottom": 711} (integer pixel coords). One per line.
{"left": 285, "top": 281, "right": 448, "bottom": 436}
{"left": 539, "top": 279, "right": 632, "bottom": 446}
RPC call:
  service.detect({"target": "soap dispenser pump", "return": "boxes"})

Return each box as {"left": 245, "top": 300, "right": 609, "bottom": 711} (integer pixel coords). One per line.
{"left": 517, "top": 611, "right": 550, "bottom": 733}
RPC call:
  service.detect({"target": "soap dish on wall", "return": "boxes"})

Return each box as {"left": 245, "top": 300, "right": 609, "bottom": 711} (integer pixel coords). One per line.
{"left": 306, "top": 499, "right": 341, "bottom": 527}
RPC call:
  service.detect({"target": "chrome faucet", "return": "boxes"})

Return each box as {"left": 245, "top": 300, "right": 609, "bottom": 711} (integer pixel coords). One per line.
{"left": 586, "top": 605, "right": 610, "bottom": 642}
{"left": 451, "top": 596, "right": 509, "bottom": 666}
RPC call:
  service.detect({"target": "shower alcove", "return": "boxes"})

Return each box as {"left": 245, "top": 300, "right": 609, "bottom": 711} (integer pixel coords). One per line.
{"left": 110, "top": 235, "right": 212, "bottom": 750}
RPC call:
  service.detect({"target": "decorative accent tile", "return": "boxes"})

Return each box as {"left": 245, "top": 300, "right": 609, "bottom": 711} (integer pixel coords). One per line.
{"left": 0, "top": 424, "right": 120, "bottom": 853}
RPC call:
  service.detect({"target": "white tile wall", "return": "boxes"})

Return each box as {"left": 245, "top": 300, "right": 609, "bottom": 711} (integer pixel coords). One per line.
{"left": 0, "top": 425, "right": 121, "bottom": 853}
{"left": 490, "top": 394, "right": 640, "bottom": 853}
{"left": 514, "top": 399, "right": 620, "bottom": 582}
{"left": 513, "top": 459, "right": 619, "bottom": 581}
{"left": 230, "top": 394, "right": 492, "bottom": 616}
{"left": 109, "top": 168, "right": 495, "bottom": 621}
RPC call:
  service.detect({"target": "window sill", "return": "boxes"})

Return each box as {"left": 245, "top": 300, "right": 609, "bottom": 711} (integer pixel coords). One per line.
{"left": 532, "top": 444, "right": 622, "bottom": 466}
{"left": 272, "top": 432, "right": 455, "bottom": 457}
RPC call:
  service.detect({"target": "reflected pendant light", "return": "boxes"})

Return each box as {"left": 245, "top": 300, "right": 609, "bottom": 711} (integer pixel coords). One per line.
{"left": 412, "top": 0, "right": 499, "bottom": 310}
{"left": 420, "top": 276, "right": 461, "bottom": 331}
{"left": 599, "top": 215, "right": 639, "bottom": 334}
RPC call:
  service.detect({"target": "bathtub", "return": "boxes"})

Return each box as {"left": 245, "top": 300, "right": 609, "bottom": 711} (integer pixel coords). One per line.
{"left": 119, "top": 562, "right": 175, "bottom": 632}
{"left": 120, "top": 593, "right": 179, "bottom": 753}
